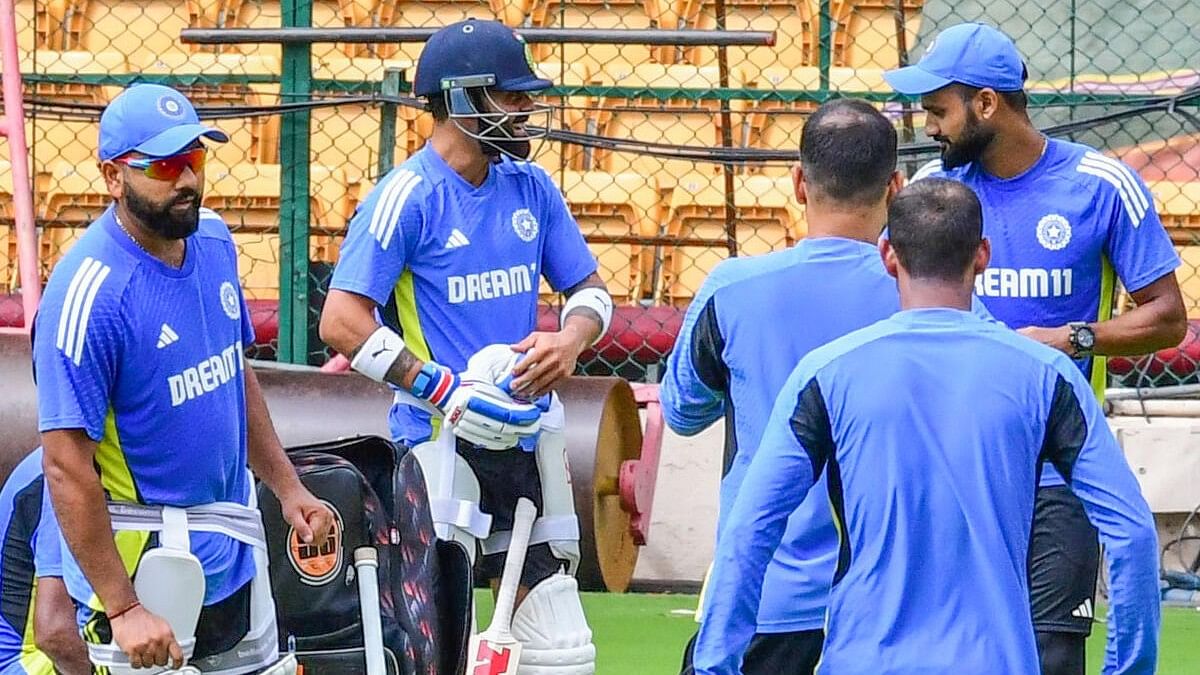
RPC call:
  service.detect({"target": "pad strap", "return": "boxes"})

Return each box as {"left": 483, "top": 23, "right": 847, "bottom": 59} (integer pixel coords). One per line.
{"left": 429, "top": 497, "right": 493, "bottom": 539}
{"left": 479, "top": 515, "right": 581, "bottom": 556}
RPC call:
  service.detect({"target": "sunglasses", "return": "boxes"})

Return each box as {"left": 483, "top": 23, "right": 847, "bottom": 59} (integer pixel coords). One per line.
{"left": 116, "top": 147, "right": 206, "bottom": 181}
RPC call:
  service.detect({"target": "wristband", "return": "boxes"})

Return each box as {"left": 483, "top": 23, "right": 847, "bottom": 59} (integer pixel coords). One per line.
{"left": 350, "top": 326, "right": 404, "bottom": 383}
{"left": 409, "top": 362, "right": 458, "bottom": 410}
{"left": 108, "top": 600, "right": 141, "bottom": 621}
{"left": 561, "top": 287, "right": 613, "bottom": 345}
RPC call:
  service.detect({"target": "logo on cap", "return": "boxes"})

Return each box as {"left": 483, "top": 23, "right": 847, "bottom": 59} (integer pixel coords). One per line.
{"left": 157, "top": 95, "right": 186, "bottom": 119}
{"left": 514, "top": 31, "right": 537, "bottom": 72}
{"left": 924, "top": 34, "right": 940, "bottom": 58}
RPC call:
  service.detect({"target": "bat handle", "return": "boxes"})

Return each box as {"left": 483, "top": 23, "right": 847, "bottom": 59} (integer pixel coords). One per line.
{"left": 354, "top": 547, "right": 387, "bottom": 675}
{"left": 491, "top": 498, "right": 538, "bottom": 636}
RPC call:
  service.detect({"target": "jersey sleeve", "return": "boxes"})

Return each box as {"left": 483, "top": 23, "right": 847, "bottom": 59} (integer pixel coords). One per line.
{"left": 661, "top": 285, "right": 728, "bottom": 436}
{"left": 33, "top": 480, "right": 63, "bottom": 578}
{"left": 691, "top": 364, "right": 827, "bottom": 674}
{"left": 329, "top": 168, "right": 424, "bottom": 306}
{"left": 32, "top": 257, "right": 124, "bottom": 441}
{"left": 1093, "top": 157, "right": 1181, "bottom": 293}
{"left": 535, "top": 170, "right": 597, "bottom": 292}
{"left": 1041, "top": 364, "right": 1159, "bottom": 674}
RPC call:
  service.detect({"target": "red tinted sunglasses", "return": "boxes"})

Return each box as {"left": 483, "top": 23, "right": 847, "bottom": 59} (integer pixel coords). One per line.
{"left": 116, "top": 147, "right": 206, "bottom": 181}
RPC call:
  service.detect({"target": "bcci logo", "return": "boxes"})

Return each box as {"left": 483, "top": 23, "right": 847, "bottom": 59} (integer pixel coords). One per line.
{"left": 288, "top": 501, "right": 344, "bottom": 586}
{"left": 219, "top": 281, "right": 241, "bottom": 320}
{"left": 514, "top": 31, "right": 537, "bottom": 73}
{"left": 511, "top": 208, "right": 539, "bottom": 242}
{"left": 157, "top": 95, "right": 186, "bottom": 119}
{"left": 1036, "top": 214, "right": 1072, "bottom": 251}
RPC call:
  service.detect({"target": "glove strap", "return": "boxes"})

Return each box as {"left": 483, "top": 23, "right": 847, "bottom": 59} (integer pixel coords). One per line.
{"left": 410, "top": 362, "right": 459, "bottom": 410}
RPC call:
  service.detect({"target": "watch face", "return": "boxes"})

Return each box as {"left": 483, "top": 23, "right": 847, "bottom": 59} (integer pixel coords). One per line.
{"left": 1076, "top": 327, "right": 1096, "bottom": 350}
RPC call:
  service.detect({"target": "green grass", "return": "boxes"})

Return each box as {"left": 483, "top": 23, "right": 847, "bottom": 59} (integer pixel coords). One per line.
{"left": 475, "top": 591, "right": 1200, "bottom": 674}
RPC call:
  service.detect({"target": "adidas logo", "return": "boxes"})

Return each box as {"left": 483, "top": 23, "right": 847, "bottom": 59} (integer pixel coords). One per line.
{"left": 156, "top": 323, "right": 179, "bottom": 349}
{"left": 444, "top": 228, "right": 471, "bottom": 249}
{"left": 1071, "top": 599, "right": 1094, "bottom": 619}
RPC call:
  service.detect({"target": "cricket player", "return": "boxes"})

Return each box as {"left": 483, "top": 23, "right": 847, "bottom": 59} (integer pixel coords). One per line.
{"left": 33, "top": 83, "right": 332, "bottom": 673}
{"left": 318, "top": 19, "right": 610, "bottom": 672}
{"left": 885, "top": 23, "right": 1185, "bottom": 674}
{"left": 693, "top": 178, "right": 1160, "bottom": 675}
{"left": 664, "top": 99, "right": 905, "bottom": 674}
{"left": 0, "top": 448, "right": 88, "bottom": 675}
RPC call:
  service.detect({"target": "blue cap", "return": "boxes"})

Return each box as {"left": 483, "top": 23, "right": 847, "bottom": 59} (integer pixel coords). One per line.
{"left": 413, "top": 19, "right": 553, "bottom": 97}
{"left": 884, "top": 23, "right": 1027, "bottom": 95}
{"left": 98, "top": 84, "right": 228, "bottom": 160}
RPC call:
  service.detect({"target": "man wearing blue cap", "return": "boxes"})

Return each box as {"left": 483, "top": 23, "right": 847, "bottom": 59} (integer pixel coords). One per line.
{"left": 885, "top": 23, "right": 1184, "bottom": 675}
{"left": 319, "top": 19, "right": 607, "bottom": 673}
{"left": 33, "top": 83, "right": 332, "bottom": 673}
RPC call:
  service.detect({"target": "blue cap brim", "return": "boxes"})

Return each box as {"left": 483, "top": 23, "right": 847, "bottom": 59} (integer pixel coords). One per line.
{"left": 883, "top": 65, "right": 955, "bottom": 95}
{"left": 500, "top": 76, "right": 554, "bottom": 92}
{"left": 134, "top": 124, "right": 229, "bottom": 158}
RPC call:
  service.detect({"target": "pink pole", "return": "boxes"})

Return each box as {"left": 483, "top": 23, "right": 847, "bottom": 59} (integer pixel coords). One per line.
{"left": 0, "top": 0, "right": 40, "bottom": 334}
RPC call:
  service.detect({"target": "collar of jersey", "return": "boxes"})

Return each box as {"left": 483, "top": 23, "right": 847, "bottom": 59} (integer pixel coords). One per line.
{"left": 420, "top": 144, "right": 498, "bottom": 196}
{"left": 796, "top": 236, "right": 880, "bottom": 259}
{"left": 101, "top": 205, "right": 197, "bottom": 279}
{"left": 968, "top": 135, "right": 1056, "bottom": 190}
{"left": 890, "top": 306, "right": 981, "bottom": 327}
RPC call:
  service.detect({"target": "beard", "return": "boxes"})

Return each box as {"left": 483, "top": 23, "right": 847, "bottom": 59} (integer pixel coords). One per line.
{"left": 938, "top": 111, "right": 996, "bottom": 169}
{"left": 123, "top": 184, "right": 201, "bottom": 239}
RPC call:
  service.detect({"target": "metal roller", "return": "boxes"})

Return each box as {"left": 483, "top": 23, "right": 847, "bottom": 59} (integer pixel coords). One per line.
{"left": 0, "top": 336, "right": 662, "bottom": 593}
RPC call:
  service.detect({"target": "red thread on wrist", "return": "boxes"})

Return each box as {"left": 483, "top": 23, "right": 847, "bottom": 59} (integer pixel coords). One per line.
{"left": 108, "top": 600, "right": 141, "bottom": 622}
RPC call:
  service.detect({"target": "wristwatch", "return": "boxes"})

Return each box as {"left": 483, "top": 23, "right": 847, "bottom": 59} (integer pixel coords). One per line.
{"left": 1067, "top": 322, "right": 1096, "bottom": 358}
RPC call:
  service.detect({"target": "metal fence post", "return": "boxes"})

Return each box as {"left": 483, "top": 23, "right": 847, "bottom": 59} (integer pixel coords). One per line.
{"left": 278, "top": 0, "right": 312, "bottom": 364}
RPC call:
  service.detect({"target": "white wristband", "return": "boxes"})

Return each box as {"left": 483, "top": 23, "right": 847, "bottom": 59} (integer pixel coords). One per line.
{"left": 349, "top": 326, "right": 404, "bottom": 383}
{"left": 561, "top": 287, "right": 613, "bottom": 345}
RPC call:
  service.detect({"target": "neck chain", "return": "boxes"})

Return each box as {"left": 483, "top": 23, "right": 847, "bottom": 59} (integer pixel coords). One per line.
{"left": 114, "top": 212, "right": 152, "bottom": 255}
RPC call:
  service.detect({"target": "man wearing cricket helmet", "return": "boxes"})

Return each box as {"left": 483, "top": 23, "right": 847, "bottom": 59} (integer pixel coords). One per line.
{"left": 320, "top": 18, "right": 610, "bottom": 675}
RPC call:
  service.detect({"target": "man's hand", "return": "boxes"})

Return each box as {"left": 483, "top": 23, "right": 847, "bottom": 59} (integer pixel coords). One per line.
{"left": 509, "top": 327, "right": 589, "bottom": 400}
{"left": 1018, "top": 325, "right": 1074, "bottom": 356}
{"left": 279, "top": 487, "right": 335, "bottom": 545}
{"left": 110, "top": 605, "right": 183, "bottom": 669}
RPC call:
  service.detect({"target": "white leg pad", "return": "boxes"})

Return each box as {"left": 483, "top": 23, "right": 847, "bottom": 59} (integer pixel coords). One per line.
{"left": 412, "top": 438, "right": 490, "bottom": 565}
{"left": 510, "top": 574, "right": 595, "bottom": 675}
{"left": 532, "top": 398, "right": 581, "bottom": 574}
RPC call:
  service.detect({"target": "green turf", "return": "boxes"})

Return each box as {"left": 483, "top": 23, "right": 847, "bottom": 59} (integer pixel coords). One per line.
{"left": 475, "top": 591, "right": 1200, "bottom": 674}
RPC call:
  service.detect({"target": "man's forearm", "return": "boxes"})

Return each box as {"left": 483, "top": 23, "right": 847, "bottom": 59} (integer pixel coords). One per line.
{"left": 1093, "top": 303, "right": 1186, "bottom": 356}
{"left": 243, "top": 366, "right": 306, "bottom": 499}
{"left": 42, "top": 436, "right": 137, "bottom": 614}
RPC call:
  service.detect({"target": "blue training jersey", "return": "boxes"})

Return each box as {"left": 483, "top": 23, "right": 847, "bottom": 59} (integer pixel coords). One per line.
{"left": 0, "top": 449, "right": 62, "bottom": 675}
{"left": 918, "top": 138, "right": 1181, "bottom": 486}
{"left": 693, "top": 308, "right": 1160, "bottom": 675}
{"left": 33, "top": 206, "right": 257, "bottom": 607}
{"left": 661, "top": 237, "right": 901, "bottom": 632}
{"left": 329, "top": 146, "right": 597, "bottom": 444}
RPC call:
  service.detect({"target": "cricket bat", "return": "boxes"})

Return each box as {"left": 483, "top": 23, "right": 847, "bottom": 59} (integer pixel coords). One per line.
{"left": 468, "top": 497, "right": 537, "bottom": 675}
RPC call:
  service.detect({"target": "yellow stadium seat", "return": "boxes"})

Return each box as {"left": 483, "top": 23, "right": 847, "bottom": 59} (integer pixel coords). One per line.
{"left": 0, "top": 161, "right": 11, "bottom": 289}
{"left": 736, "top": 65, "right": 818, "bottom": 175}
{"left": 135, "top": 52, "right": 281, "bottom": 168}
{"left": 391, "top": 1, "right": 506, "bottom": 61}
{"left": 1147, "top": 180, "right": 1200, "bottom": 245}
{"left": 204, "top": 163, "right": 350, "bottom": 297}
{"left": 17, "top": 51, "right": 124, "bottom": 173}
{"left": 73, "top": 0, "right": 196, "bottom": 61}
{"left": 830, "top": 0, "right": 924, "bottom": 69}
{"left": 560, "top": 170, "right": 662, "bottom": 302}
{"left": 659, "top": 171, "right": 802, "bottom": 304}
{"left": 591, "top": 63, "right": 733, "bottom": 178}
{"left": 39, "top": 162, "right": 108, "bottom": 279}
{"left": 526, "top": 0, "right": 667, "bottom": 73}
{"left": 671, "top": 0, "right": 817, "bottom": 77}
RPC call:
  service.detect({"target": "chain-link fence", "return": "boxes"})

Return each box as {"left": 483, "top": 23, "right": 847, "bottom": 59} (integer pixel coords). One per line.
{"left": 3, "top": 0, "right": 1199, "bottom": 385}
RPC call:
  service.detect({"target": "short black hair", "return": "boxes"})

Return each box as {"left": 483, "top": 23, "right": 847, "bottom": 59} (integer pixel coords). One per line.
{"left": 425, "top": 95, "right": 449, "bottom": 121}
{"left": 954, "top": 83, "right": 1027, "bottom": 112}
{"left": 800, "top": 98, "right": 898, "bottom": 206}
{"left": 887, "top": 178, "right": 984, "bottom": 281}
